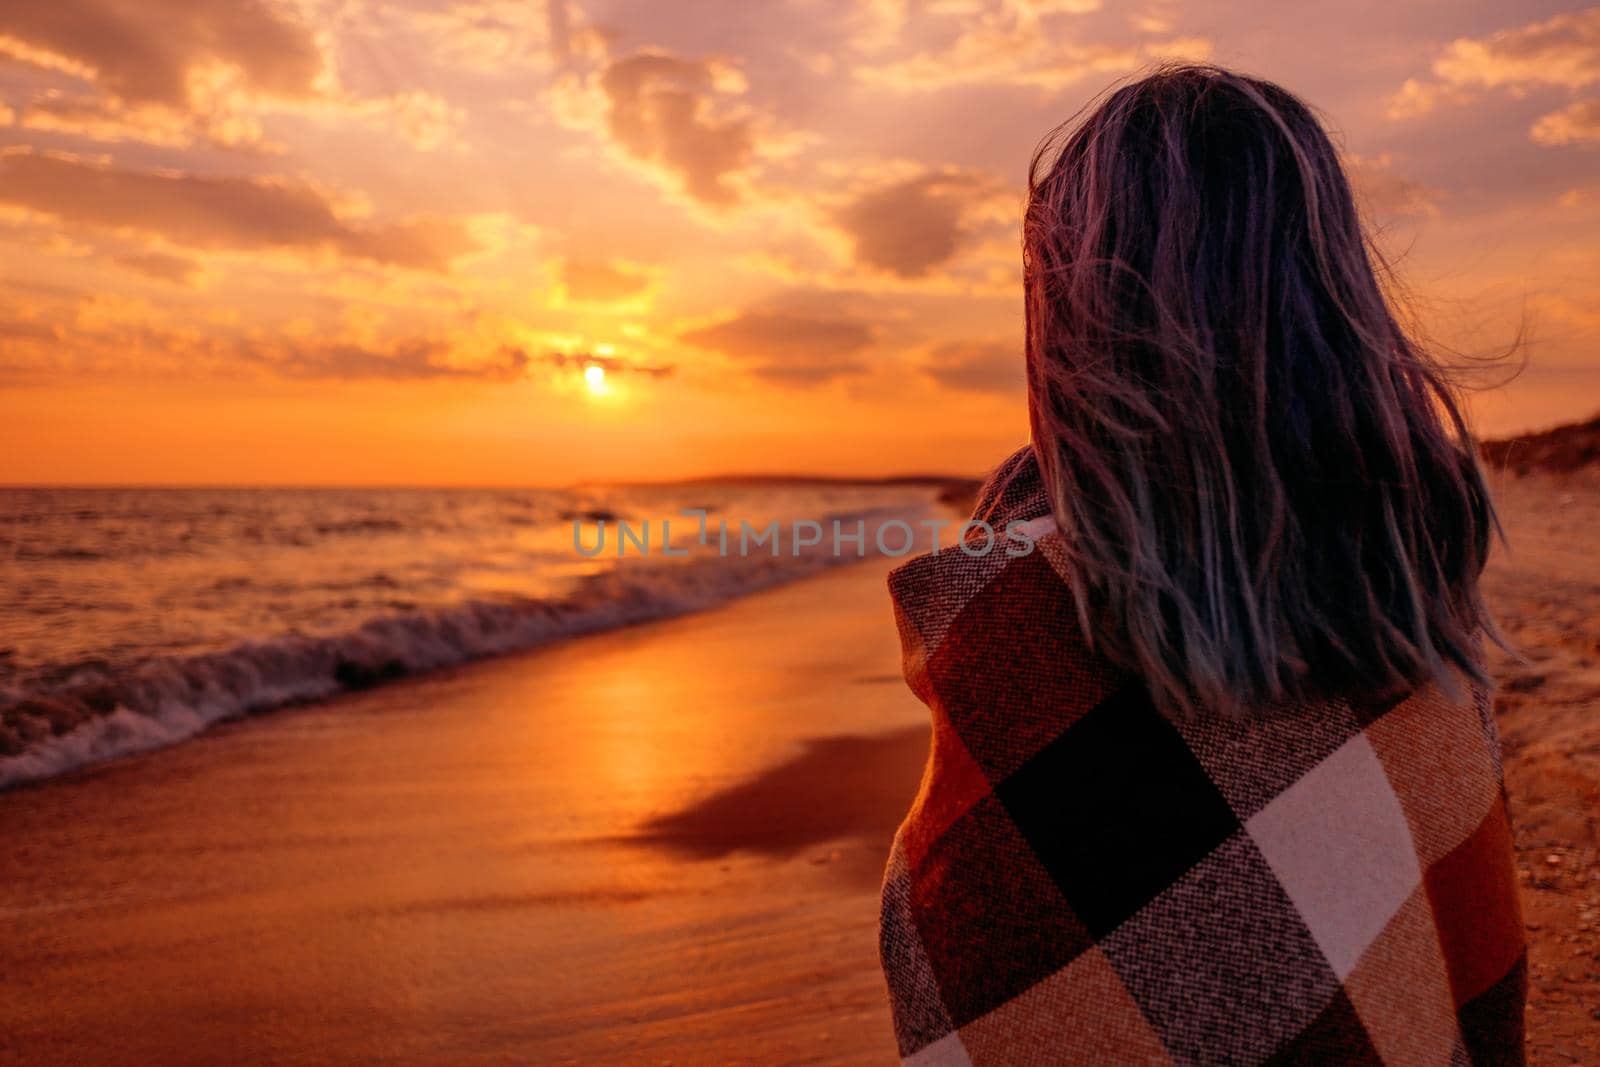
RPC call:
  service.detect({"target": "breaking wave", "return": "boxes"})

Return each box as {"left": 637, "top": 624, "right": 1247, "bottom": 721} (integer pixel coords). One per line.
{"left": 0, "top": 505, "right": 933, "bottom": 789}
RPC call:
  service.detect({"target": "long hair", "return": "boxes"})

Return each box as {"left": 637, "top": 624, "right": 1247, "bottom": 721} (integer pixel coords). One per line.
{"left": 1022, "top": 63, "right": 1506, "bottom": 719}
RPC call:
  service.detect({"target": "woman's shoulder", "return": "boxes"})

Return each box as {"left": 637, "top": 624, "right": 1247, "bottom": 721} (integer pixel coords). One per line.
{"left": 971, "top": 442, "right": 1049, "bottom": 526}
{"left": 889, "top": 443, "right": 1047, "bottom": 580}
{"left": 886, "top": 443, "right": 1075, "bottom": 665}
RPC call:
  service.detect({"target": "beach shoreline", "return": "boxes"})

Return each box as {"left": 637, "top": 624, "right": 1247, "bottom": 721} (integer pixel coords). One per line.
{"left": 0, "top": 481, "right": 963, "bottom": 792}
{"left": 0, "top": 470, "right": 1594, "bottom": 1063}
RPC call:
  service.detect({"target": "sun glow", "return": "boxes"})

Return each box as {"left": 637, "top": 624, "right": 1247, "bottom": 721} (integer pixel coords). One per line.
{"left": 583, "top": 364, "right": 609, "bottom": 396}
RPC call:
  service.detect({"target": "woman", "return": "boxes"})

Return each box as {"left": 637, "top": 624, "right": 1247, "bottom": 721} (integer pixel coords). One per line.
{"left": 879, "top": 65, "right": 1526, "bottom": 1065}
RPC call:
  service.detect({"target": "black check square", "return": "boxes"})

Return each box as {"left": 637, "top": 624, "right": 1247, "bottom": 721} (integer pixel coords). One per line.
{"left": 995, "top": 681, "right": 1240, "bottom": 938}
{"left": 1458, "top": 950, "right": 1528, "bottom": 1063}
{"left": 1347, "top": 688, "right": 1411, "bottom": 727}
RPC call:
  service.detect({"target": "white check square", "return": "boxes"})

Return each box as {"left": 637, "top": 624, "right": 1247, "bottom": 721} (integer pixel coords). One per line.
{"left": 1245, "top": 734, "right": 1422, "bottom": 978}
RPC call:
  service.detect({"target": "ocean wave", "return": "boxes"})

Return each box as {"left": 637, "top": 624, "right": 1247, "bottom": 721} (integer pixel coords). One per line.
{"left": 0, "top": 505, "right": 931, "bottom": 790}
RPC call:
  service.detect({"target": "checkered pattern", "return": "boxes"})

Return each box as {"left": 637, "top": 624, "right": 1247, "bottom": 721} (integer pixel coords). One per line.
{"left": 879, "top": 445, "right": 1527, "bottom": 1066}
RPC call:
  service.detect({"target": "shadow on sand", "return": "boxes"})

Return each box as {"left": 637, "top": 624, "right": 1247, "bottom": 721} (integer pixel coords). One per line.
{"left": 628, "top": 726, "right": 929, "bottom": 885}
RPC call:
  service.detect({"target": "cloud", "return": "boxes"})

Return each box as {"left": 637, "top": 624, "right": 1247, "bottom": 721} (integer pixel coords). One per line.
{"left": 0, "top": 0, "right": 324, "bottom": 109}
{"left": 1344, "top": 154, "right": 1442, "bottom": 218}
{"left": 0, "top": 2, "right": 468, "bottom": 152}
{"left": 1430, "top": 7, "right": 1600, "bottom": 92}
{"left": 1390, "top": 8, "right": 1600, "bottom": 133}
{"left": 548, "top": 0, "right": 573, "bottom": 68}
{"left": 1383, "top": 78, "right": 1473, "bottom": 121}
{"left": 940, "top": 0, "right": 1104, "bottom": 16}
{"left": 113, "top": 252, "right": 202, "bottom": 286}
{"left": 321, "top": 91, "right": 465, "bottom": 154}
{"left": 0, "top": 316, "right": 60, "bottom": 342}
{"left": 679, "top": 309, "right": 878, "bottom": 383}
{"left": 1532, "top": 98, "right": 1600, "bottom": 145}
{"left": 559, "top": 258, "right": 653, "bottom": 303}
{"left": 541, "top": 350, "right": 674, "bottom": 377}
{"left": 0, "top": 149, "right": 477, "bottom": 270}
{"left": 251, "top": 339, "right": 530, "bottom": 382}
{"left": 394, "top": 0, "right": 607, "bottom": 75}
{"left": 595, "top": 51, "right": 758, "bottom": 206}
{"left": 1528, "top": 291, "right": 1600, "bottom": 332}
{"left": 831, "top": 169, "right": 999, "bottom": 278}
{"left": 11, "top": 92, "right": 200, "bottom": 148}
{"left": 831, "top": 0, "right": 1102, "bottom": 56}
{"left": 0, "top": 286, "right": 549, "bottom": 385}
{"left": 12, "top": 80, "right": 462, "bottom": 156}
{"left": 845, "top": 0, "right": 1209, "bottom": 93}
{"left": 919, "top": 339, "right": 1024, "bottom": 394}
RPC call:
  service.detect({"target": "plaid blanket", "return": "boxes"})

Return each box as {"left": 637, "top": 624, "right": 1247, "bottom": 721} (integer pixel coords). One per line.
{"left": 879, "top": 445, "right": 1527, "bottom": 1066}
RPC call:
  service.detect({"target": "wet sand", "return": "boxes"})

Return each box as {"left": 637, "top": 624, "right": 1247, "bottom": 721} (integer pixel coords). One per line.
{"left": 0, "top": 554, "right": 926, "bottom": 1066}
{"left": 2, "top": 470, "right": 1596, "bottom": 1064}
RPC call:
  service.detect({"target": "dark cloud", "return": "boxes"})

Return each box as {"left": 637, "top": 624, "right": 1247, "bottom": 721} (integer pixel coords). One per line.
{"left": 542, "top": 350, "right": 674, "bottom": 377}
{"left": 920, "top": 339, "right": 1023, "bottom": 395}
{"left": 0, "top": 317, "right": 59, "bottom": 343}
{"left": 0, "top": 307, "right": 540, "bottom": 385}
{"left": 247, "top": 340, "right": 530, "bottom": 382}
{"left": 0, "top": 149, "right": 477, "bottom": 270}
{"left": 560, "top": 257, "right": 651, "bottom": 302}
{"left": 251, "top": 342, "right": 679, "bottom": 386}
{"left": 832, "top": 171, "right": 988, "bottom": 278}
{"left": 547, "top": 0, "right": 573, "bottom": 69}
{"left": 680, "top": 309, "right": 877, "bottom": 383}
{"left": 113, "top": 251, "right": 201, "bottom": 285}
{"left": 0, "top": 275, "right": 84, "bottom": 302}
{"left": 0, "top": 0, "right": 323, "bottom": 108}
{"left": 599, "top": 51, "right": 756, "bottom": 205}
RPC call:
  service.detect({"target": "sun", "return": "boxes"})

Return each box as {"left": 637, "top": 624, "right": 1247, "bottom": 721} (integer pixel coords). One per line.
{"left": 583, "top": 363, "right": 609, "bottom": 396}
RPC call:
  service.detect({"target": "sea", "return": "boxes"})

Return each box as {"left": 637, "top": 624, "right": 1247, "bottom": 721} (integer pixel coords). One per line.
{"left": 0, "top": 481, "right": 946, "bottom": 789}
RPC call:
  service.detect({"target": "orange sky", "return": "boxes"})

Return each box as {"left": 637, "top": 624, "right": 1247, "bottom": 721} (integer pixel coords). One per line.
{"left": 1, "top": 1, "right": 1597, "bottom": 485}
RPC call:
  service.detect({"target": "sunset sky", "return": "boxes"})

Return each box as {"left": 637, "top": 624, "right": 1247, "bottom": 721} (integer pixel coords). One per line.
{"left": 1, "top": 0, "right": 1596, "bottom": 485}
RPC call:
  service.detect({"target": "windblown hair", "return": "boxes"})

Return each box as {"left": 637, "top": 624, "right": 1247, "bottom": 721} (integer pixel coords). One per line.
{"left": 1021, "top": 63, "right": 1505, "bottom": 720}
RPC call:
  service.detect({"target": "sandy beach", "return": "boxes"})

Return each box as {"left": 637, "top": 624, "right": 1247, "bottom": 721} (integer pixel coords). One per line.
{"left": 2, "top": 469, "right": 1597, "bottom": 1065}
{"left": 0, "top": 550, "right": 925, "bottom": 1065}
{"left": 1478, "top": 470, "right": 1600, "bottom": 1066}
